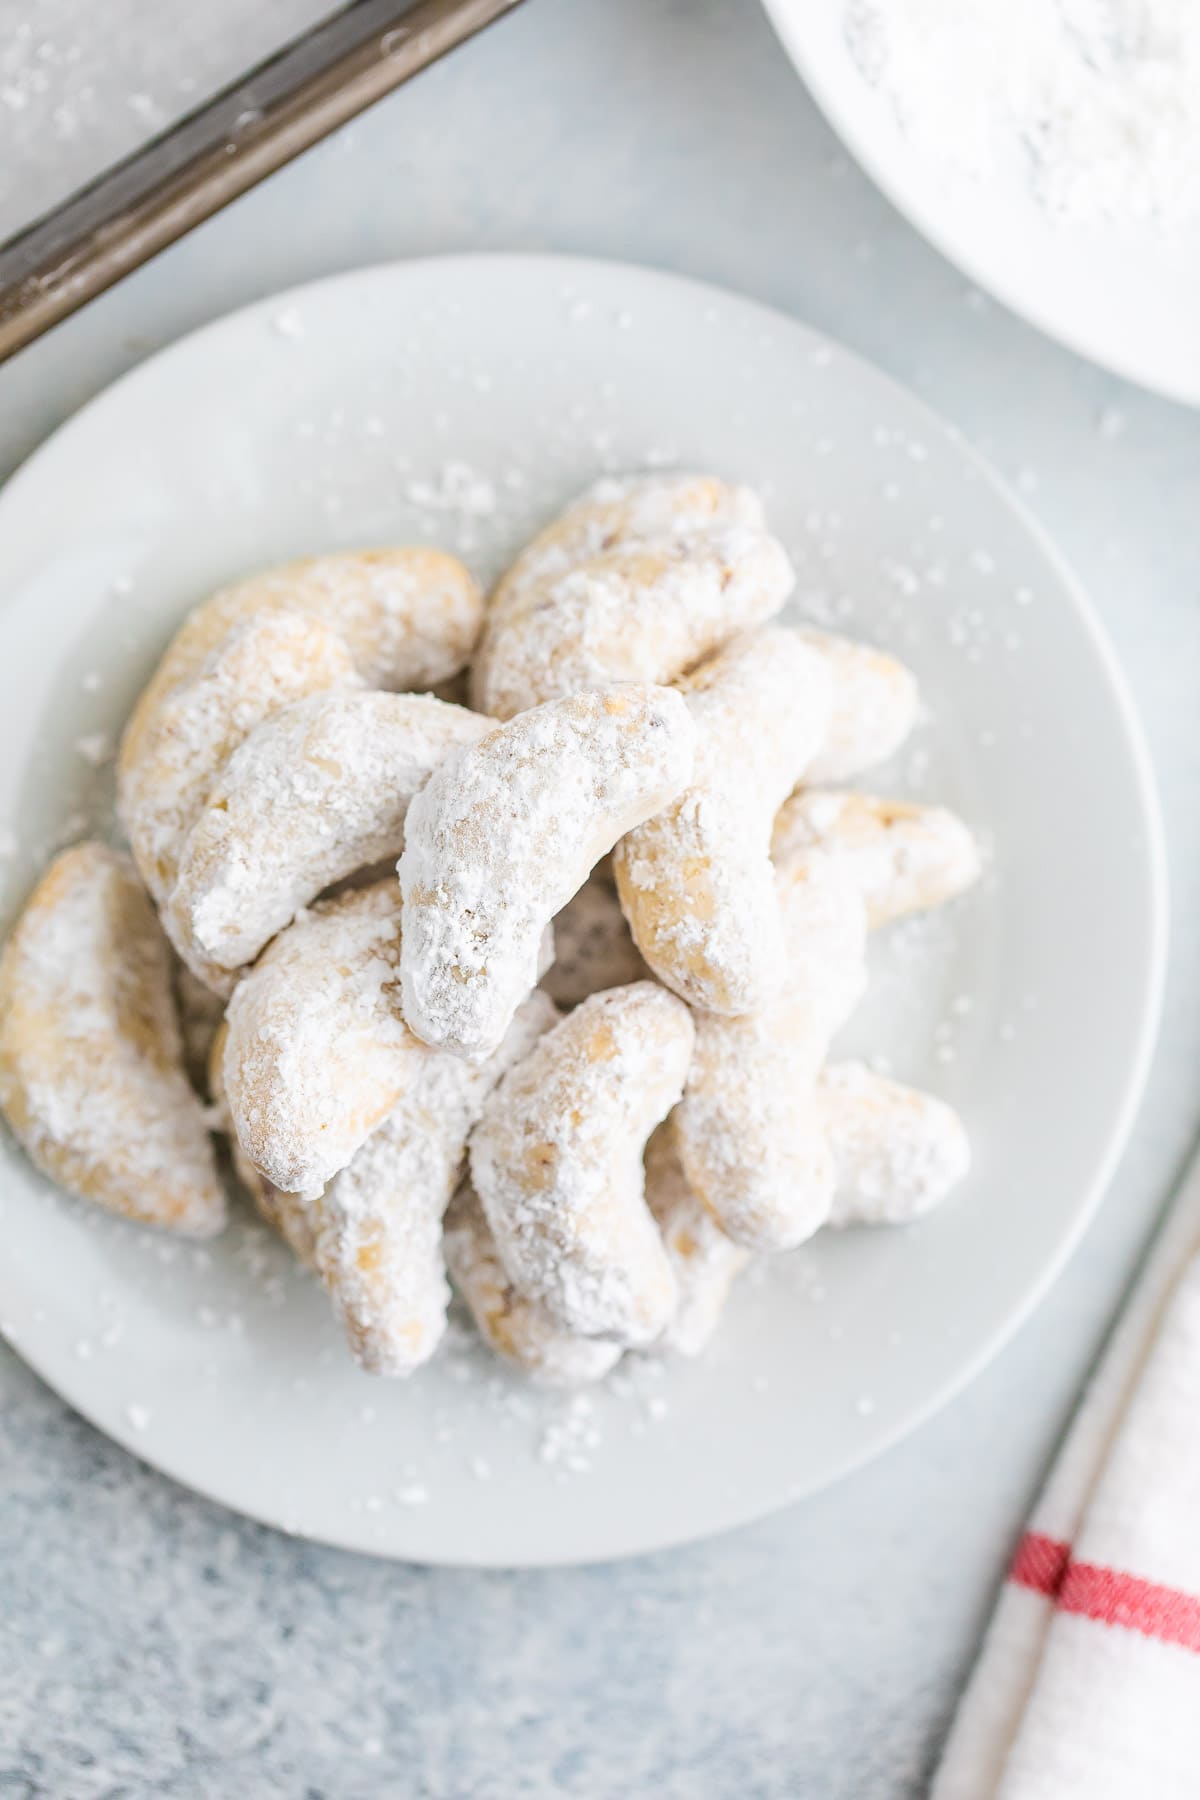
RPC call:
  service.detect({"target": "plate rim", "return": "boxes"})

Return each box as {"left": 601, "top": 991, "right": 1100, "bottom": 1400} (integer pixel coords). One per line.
{"left": 758, "top": 0, "right": 1200, "bottom": 410}
{"left": 0, "top": 251, "right": 1169, "bottom": 1565}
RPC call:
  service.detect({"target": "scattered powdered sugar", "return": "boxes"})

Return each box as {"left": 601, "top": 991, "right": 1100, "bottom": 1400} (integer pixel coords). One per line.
{"left": 405, "top": 461, "right": 497, "bottom": 517}
{"left": 74, "top": 730, "right": 113, "bottom": 767}
{"left": 395, "top": 1482, "right": 430, "bottom": 1507}
{"left": 845, "top": 0, "right": 1200, "bottom": 234}
{"left": 272, "top": 307, "right": 305, "bottom": 341}
{"left": 538, "top": 1393, "right": 604, "bottom": 1472}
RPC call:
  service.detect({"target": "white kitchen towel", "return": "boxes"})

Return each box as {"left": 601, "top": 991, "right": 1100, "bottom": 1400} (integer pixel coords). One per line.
{"left": 933, "top": 1143, "right": 1200, "bottom": 1800}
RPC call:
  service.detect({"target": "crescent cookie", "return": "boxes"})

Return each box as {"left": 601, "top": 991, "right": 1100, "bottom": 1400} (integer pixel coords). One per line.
{"left": 0, "top": 843, "right": 224, "bottom": 1236}
{"left": 644, "top": 1125, "right": 750, "bottom": 1357}
{"left": 221, "top": 881, "right": 413, "bottom": 1197}
{"left": 207, "top": 1022, "right": 320, "bottom": 1266}
{"left": 820, "top": 1061, "right": 971, "bottom": 1226}
{"left": 798, "top": 628, "right": 920, "bottom": 782}
{"left": 470, "top": 982, "right": 694, "bottom": 1346}
{"left": 613, "top": 626, "right": 833, "bottom": 1013}
{"left": 127, "top": 548, "right": 483, "bottom": 740}
{"left": 221, "top": 878, "right": 550, "bottom": 1200}
{"left": 771, "top": 789, "right": 981, "bottom": 927}
{"left": 673, "top": 847, "right": 869, "bottom": 1251}
{"left": 295, "top": 990, "right": 558, "bottom": 1376}
{"left": 118, "top": 551, "right": 481, "bottom": 953}
{"left": 218, "top": 955, "right": 558, "bottom": 1375}
{"left": 473, "top": 473, "right": 794, "bottom": 719}
{"left": 168, "top": 690, "right": 491, "bottom": 981}
{"left": 399, "top": 685, "right": 696, "bottom": 1059}
{"left": 118, "top": 609, "right": 362, "bottom": 919}
{"left": 444, "top": 1181, "right": 623, "bottom": 1388}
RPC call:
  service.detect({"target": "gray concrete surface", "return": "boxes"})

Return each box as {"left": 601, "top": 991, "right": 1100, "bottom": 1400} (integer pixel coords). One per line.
{"left": 1, "top": 1, "right": 1198, "bottom": 1794}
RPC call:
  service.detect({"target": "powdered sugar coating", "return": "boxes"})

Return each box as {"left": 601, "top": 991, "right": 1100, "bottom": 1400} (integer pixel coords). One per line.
{"left": 169, "top": 691, "right": 491, "bottom": 979}
{"left": 118, "top": 610, "right": 361, "bottom": 922}
{"left": 496, "top": 474, "right": 765, "bottom": 605}
{"left": 798, "top": 628, "right": 920, "bottom": 782}
{"left": 399, "top": 686, "right": 696, "bottom": 1059}
{"left": 207, "top": 1021, "right": 319, "bottom": 1265}
{"left": 222, "top": 882, "right": 412, "bottom": 1197}
{"left": 540, "top": 874, "right": 650, "bottom": 1009}
{"left": 0, "top": 843, "right": 224, "bottom": 1236}
{"left": 673, "top": 848, "right": 869, "bottom": 1251}
{"left": 773, "top": 844, "right": 873, "bottom": 1040}
{"left": 125, "top": 549, "right": 483, "bottom": 743}
{"left": 222, "top": 878, "right": 552, "bottom": 1202}
{"left": 473, "top": 473, "right": 795, "bottom": 719}
{"left": 302, "top": 990, "right": 559, "bottom": 1376}
{"left": 470, "top": 983, "right": 693, "bottom": 1345}
{"left": 820, "top": 1060, "right": 971, "bottom": 1226}
{"left": 673, "top": 1018, "right": 833, "bottom": 1254}
{"left": 614, "top": 627, "right": 833, "bottom": 1013}
{"left": 644, "top": 1126, "right": 750, "bottom": 1357}
{"left": 251, "top": 1180, "right": 320, "bottom": 1267}
{"left": 772, "top": 788, "right": 981, "bottom": 927}
{"left": 444, "top": 1181, "right": 623, "bottom": 1388}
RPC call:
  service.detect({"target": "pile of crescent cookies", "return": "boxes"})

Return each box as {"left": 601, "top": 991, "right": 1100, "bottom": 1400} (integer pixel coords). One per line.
{"left": 0, "top": 474, "right": 982, "bottom": 1388}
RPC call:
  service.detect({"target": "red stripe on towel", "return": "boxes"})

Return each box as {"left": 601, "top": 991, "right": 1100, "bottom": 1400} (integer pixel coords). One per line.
{"left": 1008, "top": 1534, "right": 1200, "bottom": 1653}
{"left": 1059, "top": 1563, "right": 1200, "bottom": 1654}
{"left": 1009, "top": 1532, "right": 1071, "bottom": 1598}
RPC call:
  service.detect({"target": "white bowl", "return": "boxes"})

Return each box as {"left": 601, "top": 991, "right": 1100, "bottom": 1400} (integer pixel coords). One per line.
{"left": 761, "top": 0, "right": 1200, "bottom": 407}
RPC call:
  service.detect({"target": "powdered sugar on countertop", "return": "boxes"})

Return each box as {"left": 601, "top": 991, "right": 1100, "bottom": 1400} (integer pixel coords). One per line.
{"left": 0, "top": 2, "right": 335, "bottom": 241}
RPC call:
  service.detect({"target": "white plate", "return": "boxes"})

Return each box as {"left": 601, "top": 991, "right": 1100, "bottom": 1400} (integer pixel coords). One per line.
{"left": 761, "top": 0, "right": 1200, "bottom": 408}
{"left": 0, "top": 256, "right": 1165, "bottom": 1565}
